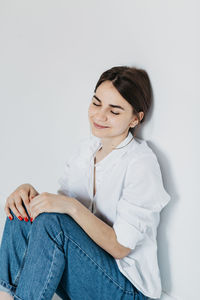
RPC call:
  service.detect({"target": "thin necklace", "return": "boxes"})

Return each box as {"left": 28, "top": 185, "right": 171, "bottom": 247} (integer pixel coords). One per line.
{"left": 99, "top": 136, "right": 134, "bottom": 152}
{"left": 114, "top": 136, "right": 134, "bottom": 150}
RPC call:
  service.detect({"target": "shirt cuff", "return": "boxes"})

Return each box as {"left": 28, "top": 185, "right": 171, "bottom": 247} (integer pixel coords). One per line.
{"left": 113, "top": 218, "right": 145, "bottom": 250}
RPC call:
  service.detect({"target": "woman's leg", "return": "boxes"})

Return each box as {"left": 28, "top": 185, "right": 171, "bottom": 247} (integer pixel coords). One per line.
{"left": 13, "top": 212, "right": 146, "bottom": 300}
{"left": 13, "top": 213, "right": 68, "bottom": 300}
{"left": 54, "top": 213, "right": 146, "bottom": 300}
{"left": 0, "top": 210, "right": 32, "bottom": 298}
{"left": 0, "top": 210, "right": 68, "bottom": 300}
{"left": 1, "top": 210, "right": 146, "bottom": 300}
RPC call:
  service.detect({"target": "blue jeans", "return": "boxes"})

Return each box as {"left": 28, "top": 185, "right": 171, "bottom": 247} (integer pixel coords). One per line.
{"left": 0, "top": 210, "right": 147, "bottom": 300}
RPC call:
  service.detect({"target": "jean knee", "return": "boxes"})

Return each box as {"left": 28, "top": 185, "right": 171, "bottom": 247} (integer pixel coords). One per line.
{"left": 0, "top": 214, "right": 31, "bottom": 264}
{"left": 28, "top": 213, "right": 69, "bottom": 250}
{"left": 3, "top": 213, "right": 28, "bottom": 237}
{"left": 31, "top": 213, "right": 79, "bottom": 240}
{"left": 31, "top": 212, "right": 66, "bottom": 235}
{"left": 33, "top": 212, "right": 73, "bottom": 226}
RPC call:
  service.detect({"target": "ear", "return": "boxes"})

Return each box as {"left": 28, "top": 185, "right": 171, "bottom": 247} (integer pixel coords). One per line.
{"left": 129, "top": 115, "right": 139, "bottom": 128}
{"left": 129, "top": 111, "right": 144, "bottom": 128}
{"left": 129, "top": 121, "right": 138, "bottom": 128}
{"left": 139, "top": 111, "right": 144, "bottom": 122}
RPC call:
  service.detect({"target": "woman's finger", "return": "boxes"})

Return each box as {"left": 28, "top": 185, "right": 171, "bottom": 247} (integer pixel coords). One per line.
{"left": 31, "top": 207, "right": 41, "bottom": 221}
{"left": 9, "top": 201, "right": 24, "bottom": 221}
{"left": 4, "top": 203, "right": 13, "bottom": 220}
{"left": 19, "top": 189, "right": 31, "bottom": 218}
{"left": 29, "top": 187, "right": 39, "bottom": 200}
{"left": 15, "top": 195, "right": 29, "bottom": 221}
{"left": 30, "top": 200, "right": 47, "bottom": 221}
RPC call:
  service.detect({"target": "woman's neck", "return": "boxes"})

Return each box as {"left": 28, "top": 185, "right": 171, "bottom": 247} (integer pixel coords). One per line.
{"left": 99, "top": 131, "right": 129, "bottom": 153}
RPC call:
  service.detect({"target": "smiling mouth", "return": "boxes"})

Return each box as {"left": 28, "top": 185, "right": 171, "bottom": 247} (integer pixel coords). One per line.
{"left": 93, "top": 122, "right": 109, "bottom": 129}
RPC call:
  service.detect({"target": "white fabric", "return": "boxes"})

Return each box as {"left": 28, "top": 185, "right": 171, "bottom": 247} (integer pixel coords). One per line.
{"left": 57, "top": 131, "right": 171, "bottom": 299}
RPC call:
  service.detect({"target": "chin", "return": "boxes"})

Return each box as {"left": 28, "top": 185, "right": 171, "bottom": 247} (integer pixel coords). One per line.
{"left": 91, "top": 128, "right": 106, "bottom": 136}
{"left": 91, "top": 128, "right": 114, "bottom": 140}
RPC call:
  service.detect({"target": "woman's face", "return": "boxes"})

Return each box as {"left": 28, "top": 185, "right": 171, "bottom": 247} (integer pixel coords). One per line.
{"left": 88, "top": 80, "right": 139, "bottom": 139}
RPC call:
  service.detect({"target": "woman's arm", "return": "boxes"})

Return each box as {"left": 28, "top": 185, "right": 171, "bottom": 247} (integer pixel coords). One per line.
{"left": 68, "top": 196, "right": 131, "bottom": 260}
{"left": 29, "top": 192, "right": 131, "bottom": 259}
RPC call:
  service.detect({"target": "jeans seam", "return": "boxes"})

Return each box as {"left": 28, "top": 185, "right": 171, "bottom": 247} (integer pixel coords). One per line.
{"left": 0, "top": 279, "right": 16, "bottom": 296}
{"left": 62, "top": 232, "right": 134, "bottom": 295}
{"left": 14, "top": 230, "right": 32, "bottom": 286}
{"left": 38, "top": 243, "right": 57, "bottom": 300}
{"left": 14, "top": 294, "right": 23, "bottom": 300}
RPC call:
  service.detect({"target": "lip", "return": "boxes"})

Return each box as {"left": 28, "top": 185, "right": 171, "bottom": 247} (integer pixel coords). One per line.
{"left": 93, "top": 122, "right": 109, "bottom": 129}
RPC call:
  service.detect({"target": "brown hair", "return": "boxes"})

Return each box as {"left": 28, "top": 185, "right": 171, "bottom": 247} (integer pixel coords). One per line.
{"left": 94, "top": 66, "right": 153, "bottom": 137}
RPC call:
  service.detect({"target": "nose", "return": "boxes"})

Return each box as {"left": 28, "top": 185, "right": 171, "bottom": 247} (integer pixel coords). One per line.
{"left": 94, "top": 109, "right": 108, "bottom": 122}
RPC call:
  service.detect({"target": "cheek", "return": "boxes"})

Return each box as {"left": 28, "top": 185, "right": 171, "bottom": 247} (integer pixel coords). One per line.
{"left": 111, "top": 116, "right": 127, "bottom": 128}
{"left": 88, "top": 105, "right": 96, "bottom": 117}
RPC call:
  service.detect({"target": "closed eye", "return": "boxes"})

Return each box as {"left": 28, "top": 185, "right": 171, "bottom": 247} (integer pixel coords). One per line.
{"left": 92, "top": 102, "right": 120, "bottom": 115}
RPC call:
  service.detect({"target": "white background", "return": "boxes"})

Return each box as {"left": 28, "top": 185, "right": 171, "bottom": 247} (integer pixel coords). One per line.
{"left": 0, "top": 1, "right": 199, "bottom": 299}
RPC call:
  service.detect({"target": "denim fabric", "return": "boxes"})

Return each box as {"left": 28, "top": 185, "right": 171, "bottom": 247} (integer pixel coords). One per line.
{"left": 0, "top": 210, "right": 148, "bottom": 300}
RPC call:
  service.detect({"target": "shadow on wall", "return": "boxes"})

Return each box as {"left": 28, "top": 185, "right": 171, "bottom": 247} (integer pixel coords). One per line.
{"left": 147, "top": 138, "right": 173, "bottom": 300}
{"left": 135, "top": 103, "right": 173, "bottom": 300}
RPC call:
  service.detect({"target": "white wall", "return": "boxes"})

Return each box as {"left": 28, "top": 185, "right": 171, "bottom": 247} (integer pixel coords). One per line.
{"left": 0, "top": 1, "right": 199, "bottom": 300}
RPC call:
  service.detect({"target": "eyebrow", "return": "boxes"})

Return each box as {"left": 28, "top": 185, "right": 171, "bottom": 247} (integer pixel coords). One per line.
{"left": 93, "top": 95, "right": 125, "bottom": 111}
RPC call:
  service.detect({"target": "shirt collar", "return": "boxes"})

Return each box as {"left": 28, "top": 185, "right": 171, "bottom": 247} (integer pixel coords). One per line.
{"left": 89, "top": 131, "right": 136, "bottom": 170}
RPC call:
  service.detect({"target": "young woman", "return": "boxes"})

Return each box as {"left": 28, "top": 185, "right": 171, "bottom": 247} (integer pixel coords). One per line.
{"left": 0, "top": 66, "right": 171, "bottom": 300}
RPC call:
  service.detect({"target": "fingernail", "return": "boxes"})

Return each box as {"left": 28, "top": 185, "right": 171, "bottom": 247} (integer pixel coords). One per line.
{"left": 18, "top": 216, "right": 23, "bottom": 221}
{"left": 24, "top": 217, "right": 29, "bottom": 222}
{"left": 8, "top": 216, "right": 13, "bottom": 220}
{"left": 30, "top": 218, "right": 33, "bottom": 222}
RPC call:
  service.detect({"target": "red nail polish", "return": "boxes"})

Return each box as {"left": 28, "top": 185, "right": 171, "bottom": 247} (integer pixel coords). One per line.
{"left": 18, "top": 216, "right": 23, "bottom": 221}
{"left": 9, "top": 216, "right": 13, "bottom": 220}
{"left": 30, "top": 218, "right": 33, "bottom": 222}
{"left": 24, "top": 217, "right": 29, "bottom": 222}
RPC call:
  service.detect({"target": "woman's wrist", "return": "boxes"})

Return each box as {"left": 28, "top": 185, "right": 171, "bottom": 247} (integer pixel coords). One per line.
{"left": 61, "top": 195, "right": 78, "bottom": 217}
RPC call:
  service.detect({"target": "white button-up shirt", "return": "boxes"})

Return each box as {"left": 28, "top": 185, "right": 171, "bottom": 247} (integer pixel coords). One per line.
{"left": 57, "top": 131, "right": 171, "bottom": 299}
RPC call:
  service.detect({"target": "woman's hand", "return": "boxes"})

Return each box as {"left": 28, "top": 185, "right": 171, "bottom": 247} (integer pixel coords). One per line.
{"left": 4, "top": 183, "right": 39, "bottom": 221}
{"left": 29, "top": 192, "right": 75, "bottom": 221}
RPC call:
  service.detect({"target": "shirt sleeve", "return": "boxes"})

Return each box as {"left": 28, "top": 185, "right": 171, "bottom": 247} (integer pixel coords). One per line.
{"left": 112, "top": 154, "right": 171, "bottom": 250}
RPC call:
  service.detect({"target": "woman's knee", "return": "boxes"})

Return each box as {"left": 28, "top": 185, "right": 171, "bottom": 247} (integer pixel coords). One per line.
{"left": 32, "top": 212, "right": 73, "bottom": 227}
{"left": 30, "top": 212, "right": 66, "bottom": 238}
{"left": 3, "top": 213, "right": 29, "bottom": 238}
{"left": 0, "top": 214, "right": 31, "bottom": 257}
{"left": 30, "top": 212, "right": 78, "bottom": 242}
